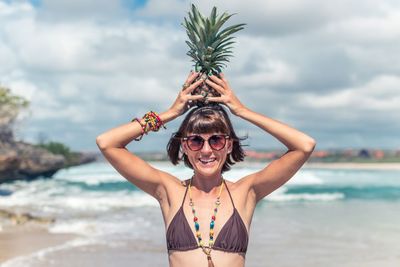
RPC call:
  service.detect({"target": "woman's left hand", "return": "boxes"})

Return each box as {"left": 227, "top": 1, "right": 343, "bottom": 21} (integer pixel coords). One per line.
{"left": 205, "top": 73, "right": 247, "bottom": 116}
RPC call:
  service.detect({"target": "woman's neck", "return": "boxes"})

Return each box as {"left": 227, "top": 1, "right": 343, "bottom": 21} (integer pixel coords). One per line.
{"left": 191, "top": 174, "right": 223, "bottom": 194}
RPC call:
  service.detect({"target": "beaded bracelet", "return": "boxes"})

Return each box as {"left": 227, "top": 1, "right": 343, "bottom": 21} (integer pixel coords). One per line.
{"left": 143, "top": 111, "right": 166, "bottom": 132}
{"left": 132, "top": 118, "right": 145, "bottom": 141}
{"left": 131, "top": 111, "right": 166, "bottom": 141}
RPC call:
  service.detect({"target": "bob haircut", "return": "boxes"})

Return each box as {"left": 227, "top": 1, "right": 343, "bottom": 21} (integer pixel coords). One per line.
{"left": 167, "top": 104, "right": 246, "bottom": 173}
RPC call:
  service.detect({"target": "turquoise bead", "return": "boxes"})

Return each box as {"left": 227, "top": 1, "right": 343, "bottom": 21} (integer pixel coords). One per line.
{"left": 210, "top": 221, "right": 214, "bottom": 229}
{"left": 195, "top": 222, "right": 200, "bottom": 230}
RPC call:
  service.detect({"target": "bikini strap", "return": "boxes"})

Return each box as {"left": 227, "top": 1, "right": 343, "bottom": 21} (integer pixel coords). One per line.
{"left": 181, "top": 181, "right": 190, "bottom": 207}
{"left": 223, "top": 179, "right": 236, "bottom": 209}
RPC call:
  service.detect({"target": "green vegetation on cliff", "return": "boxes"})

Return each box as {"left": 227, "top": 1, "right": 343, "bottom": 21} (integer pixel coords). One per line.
{"left": 35, "top": 141, "right": 87, "bottom": 167}
{"left": 0, "top": 86, "right": 30, "bottom": 140}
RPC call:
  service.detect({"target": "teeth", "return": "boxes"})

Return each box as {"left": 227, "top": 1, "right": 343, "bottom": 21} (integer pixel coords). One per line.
{"left": 200, "top": 159, "right": 215, "bottom": 163}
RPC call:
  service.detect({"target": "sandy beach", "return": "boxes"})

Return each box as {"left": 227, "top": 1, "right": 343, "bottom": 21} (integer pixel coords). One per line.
{"left": 0, "top": 224, "right": 76, "bottom": 264}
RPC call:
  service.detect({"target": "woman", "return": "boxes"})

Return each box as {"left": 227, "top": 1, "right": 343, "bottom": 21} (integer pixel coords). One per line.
{"left": 96, "top": 71, "right": 316, "bottom": 267}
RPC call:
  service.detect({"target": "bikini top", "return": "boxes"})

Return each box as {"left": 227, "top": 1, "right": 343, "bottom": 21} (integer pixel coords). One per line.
{"left": 166, "top": 180, "right": 249, "bottom": 254}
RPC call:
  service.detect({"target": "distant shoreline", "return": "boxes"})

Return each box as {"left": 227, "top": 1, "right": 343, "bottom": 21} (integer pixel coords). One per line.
{"left": 304, "top": 162, "right": 400, "bottom": 170}
{"left": 226, "top": 160, "right": 400, "bottom": 171}
{"left": 97, "top": 156, "right": 400, "bottom": 171}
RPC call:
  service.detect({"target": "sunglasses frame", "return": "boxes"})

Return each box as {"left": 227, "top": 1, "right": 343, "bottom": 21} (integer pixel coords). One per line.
{"left": 182, "top": 134, "right": 230, "bottom": 151}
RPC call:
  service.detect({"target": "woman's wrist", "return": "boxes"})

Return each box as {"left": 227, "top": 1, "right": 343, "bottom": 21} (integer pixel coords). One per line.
{"left": 234, "top": 106, "right": 250, "bottom": 118}
{"left": 160, "top": 109, "right": 179, "bottom": 124}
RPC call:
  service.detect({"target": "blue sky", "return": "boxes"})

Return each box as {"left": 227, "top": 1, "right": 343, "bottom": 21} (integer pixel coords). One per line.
{"left": 1, "top": 0, "right": 399, "bottom": 152}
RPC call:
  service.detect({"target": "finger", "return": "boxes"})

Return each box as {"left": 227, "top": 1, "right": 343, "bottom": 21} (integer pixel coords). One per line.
{"left": 209, "top": 74, "right": 225, "bottom": 87}
{"left": 185, "top": 70, "right": 198, "bottom": 80}
{"left": 185, "top": 95, "right": 204, "bottom": 109}
{"left": 205, "top": 96, "right": 223, "bottom": 103}
{"left": 187, "top": 94, "right": 204, "bottom": 101}
{"left": 184, "top": 79, "right": 203, "bottom": 94}
{"left": 205, "top": 79, "right": 224, "bottom": 94}
{"left": 219, "top": 72, "right": 228, "bottom": 83}
{"left": 185, "top": 70, "right": 192, "bottom": 80}
{"left": 185, "top": 71, "right": 200, "bottom": 85}
{"left": 182, "top": 73, "right": 201, "bottom": 91}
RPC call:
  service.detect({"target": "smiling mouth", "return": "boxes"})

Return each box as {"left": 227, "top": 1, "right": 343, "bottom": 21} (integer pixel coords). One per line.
{"left": 199, "top": 158, "right": 216, "bottom": 164}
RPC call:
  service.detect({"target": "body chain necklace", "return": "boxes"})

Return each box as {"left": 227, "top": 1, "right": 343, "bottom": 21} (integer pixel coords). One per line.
{"left": 188, "top": 176, "right": 224, "bottom": 267}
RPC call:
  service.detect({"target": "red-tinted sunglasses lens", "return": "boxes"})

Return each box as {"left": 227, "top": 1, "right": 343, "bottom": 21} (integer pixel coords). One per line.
{"left": 186, "top": 135, "right": 228, "bottom": 151}
{"left": 186, "top": 136, "right": 204, "bottom": 151}
{"left": 209, "top": 135, "right": 227, "bottom": 150}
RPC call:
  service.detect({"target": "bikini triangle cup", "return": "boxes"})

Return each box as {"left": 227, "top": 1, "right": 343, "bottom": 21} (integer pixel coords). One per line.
{"left": 166, "top": 179, "right": 249, "bottom": 254}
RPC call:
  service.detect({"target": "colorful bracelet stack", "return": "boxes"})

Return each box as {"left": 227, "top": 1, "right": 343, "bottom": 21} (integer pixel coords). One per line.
{"left": 131, "top": 111, "right": 166, "bottom": 141}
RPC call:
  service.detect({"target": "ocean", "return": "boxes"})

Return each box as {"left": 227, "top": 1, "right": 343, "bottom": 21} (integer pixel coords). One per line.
{"left": 0, "top": 161, "right": 399, "bottom": 267}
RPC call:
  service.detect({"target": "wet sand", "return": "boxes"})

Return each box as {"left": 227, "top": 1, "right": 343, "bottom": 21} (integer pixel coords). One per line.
{"left": 0, "top": 224, "right": 76, "bottom": 264}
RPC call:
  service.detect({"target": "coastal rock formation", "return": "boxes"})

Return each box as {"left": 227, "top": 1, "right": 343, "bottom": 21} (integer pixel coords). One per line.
{"left": 0, "top": 140, "right": 66, "bottom": 183}
{"left": 0, "top": 128, "right": 96, "bottom": 183}
{"left": 1, "top": 86, "right": 96, "bottom": 184}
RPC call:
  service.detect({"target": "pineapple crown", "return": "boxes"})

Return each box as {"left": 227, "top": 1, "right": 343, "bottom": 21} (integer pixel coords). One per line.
{"left": 182, "top": 4, "right": 246, "bottom": 75}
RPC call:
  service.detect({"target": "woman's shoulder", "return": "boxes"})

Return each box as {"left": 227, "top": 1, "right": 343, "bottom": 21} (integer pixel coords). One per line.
{"left": 166, "top": 178, "right": 188, "bottom": 193}
{"left": 180, "top": 178, "right": 190, "bottom": 187}
{"left": 227, "top": 175, "right": 253, "bottom": 191}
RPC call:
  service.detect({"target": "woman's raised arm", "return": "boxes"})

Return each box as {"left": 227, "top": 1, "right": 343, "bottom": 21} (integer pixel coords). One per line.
{"left": 233, "top": 108, "right": 316, "bottom": 202}
{"left": 206, "top": 73, "right": 316, "bottom": 203}
{"left": 95, "top": 72, "right": 204, "bottom": 201}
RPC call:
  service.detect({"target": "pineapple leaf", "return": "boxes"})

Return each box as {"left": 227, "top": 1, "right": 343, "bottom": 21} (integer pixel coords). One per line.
{"left": 210, "top": 7, "right": 217, "bottom": 25}
{"left": 213, "top": 13, "right": 234, "bottom": 33}
{"left": 215, "top": 41, "right": 236, "bottom": 51}
{"left": 216, "top": 25, "right": 246, "bottom": 40}
{"left": 211, "top": 36, "right": 235, "bottom": 49}
{"left": 217, "top": 23, "right": 246, "bottom": 39}
{"left": 183, "top": 5, "right": 245, "bottom": 73}
{"left": 188, "top": 12, "right": 202, "bottom": 38}
{"left": 205, "top": 19, "right": 211, "bottom": 44}
{"left": 185, "top": 41, "right": 197, "bottom": 51}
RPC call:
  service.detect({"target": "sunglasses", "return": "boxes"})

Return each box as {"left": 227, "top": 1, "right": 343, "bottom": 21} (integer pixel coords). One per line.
{"left": 182, "top": 134, "right": 230, "bottom": 151}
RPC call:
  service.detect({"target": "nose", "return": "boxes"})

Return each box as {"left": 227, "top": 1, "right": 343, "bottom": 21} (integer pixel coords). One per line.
{"left": 200, "top": 139, "right": 213, "bottom": 153}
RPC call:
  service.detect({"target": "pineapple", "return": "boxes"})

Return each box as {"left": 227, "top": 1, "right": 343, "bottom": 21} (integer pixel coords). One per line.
{"left": 182, "top": 4, "right": 245, "bottom": 106}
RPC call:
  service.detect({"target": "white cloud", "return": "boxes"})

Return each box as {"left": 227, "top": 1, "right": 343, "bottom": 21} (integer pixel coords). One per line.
{"left": 0, "top": 1, "right": 33, "bottom": 17}
{"left": 136, "top": 0, "right": 187, "bottom": 17}
{"left": 1, "top": 0, "right": 400, "bottom": 150}
{"left": 234, "top": 59, "right": 297, "bottom": 88}
{"left": 6, "top": 79, "right": 37, "bottom": 101}
{"left": 301, "top": 75, "right": 400, "bottom": 112}
{"left": 38, "top": 0, "right": 125, "bottom": 21}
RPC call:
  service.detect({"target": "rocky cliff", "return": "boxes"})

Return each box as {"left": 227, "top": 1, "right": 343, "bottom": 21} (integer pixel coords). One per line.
{"left": 0, "top": 128, "right": 96, "bottom": 183}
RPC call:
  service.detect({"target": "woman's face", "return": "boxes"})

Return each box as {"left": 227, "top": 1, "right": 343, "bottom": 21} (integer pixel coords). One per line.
{"left": 181, "top": 132, "right": 233, "bottom": 177}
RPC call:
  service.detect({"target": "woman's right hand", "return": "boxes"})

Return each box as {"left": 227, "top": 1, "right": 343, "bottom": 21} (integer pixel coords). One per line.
{"left": 168, "top": 71, "right": 204, "bottom": 117}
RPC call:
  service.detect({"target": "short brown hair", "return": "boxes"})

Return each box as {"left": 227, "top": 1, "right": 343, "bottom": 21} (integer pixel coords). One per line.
{"left": 166, "top": 104, "right": 246, "bottom": 172}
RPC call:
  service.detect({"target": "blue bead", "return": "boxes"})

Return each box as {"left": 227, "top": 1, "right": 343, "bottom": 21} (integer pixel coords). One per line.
{"left": 210, "top": 221, "right": 214, "bottom": 228}
{"left": 195, "top": 222, "right": 199, "bottom": 230}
